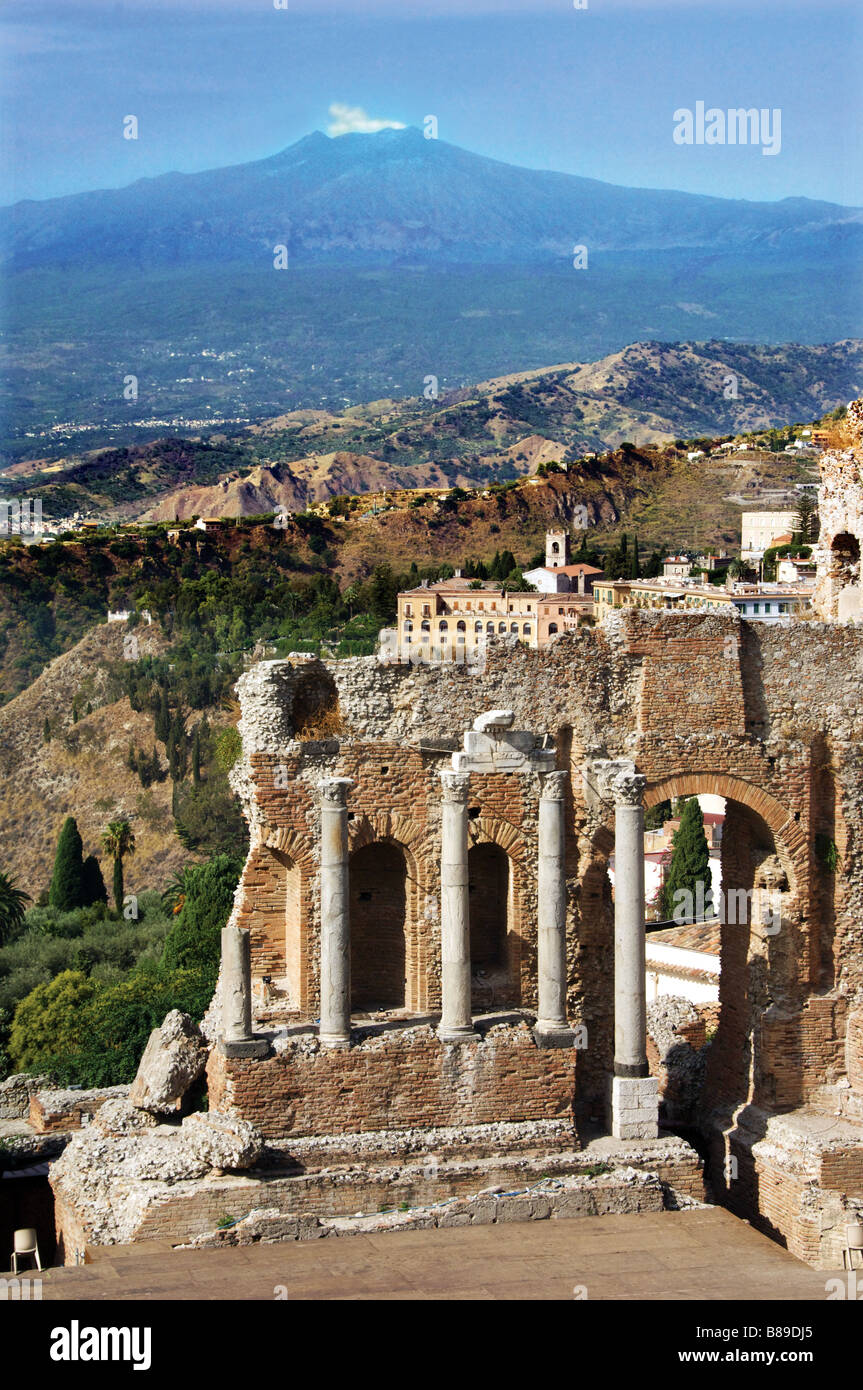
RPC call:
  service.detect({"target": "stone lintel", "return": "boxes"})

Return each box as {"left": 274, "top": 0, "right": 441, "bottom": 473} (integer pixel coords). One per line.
{"left": 533, "top": 1025, "right": 576, "bottom": 1050}
{"left": 218, "top": 1037, "right": 271, "bottom": 1060}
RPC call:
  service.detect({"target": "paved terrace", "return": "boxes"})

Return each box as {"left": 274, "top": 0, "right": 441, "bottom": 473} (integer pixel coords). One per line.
{"left": 24, "top": 1209, "right": 840, "bottom": 1301}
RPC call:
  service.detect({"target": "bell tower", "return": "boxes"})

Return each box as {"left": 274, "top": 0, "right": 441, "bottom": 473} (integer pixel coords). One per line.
{"left": 545, "top": 529, "right": 571, "bottom": 569}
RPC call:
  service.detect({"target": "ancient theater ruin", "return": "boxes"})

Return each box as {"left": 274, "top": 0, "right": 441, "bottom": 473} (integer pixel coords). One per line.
{"left": 49, "top": 401, "right": 863, "bottom": 1269}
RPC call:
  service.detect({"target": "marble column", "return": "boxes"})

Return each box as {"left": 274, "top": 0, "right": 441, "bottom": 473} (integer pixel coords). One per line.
{"left": 610, "top": 767, "right": 658, "bottom": 1138}
{"left": 438, "top": 770, "right": 479, "bottom": 1042}
{"left": 220, "top": 925, "right": 268, "bottom": 1058}
{"left": 534, "top": 771, "right": 574, "bottom": 1046}
{"left": 318, "top": 776, "right": 354, "bottom": 1048}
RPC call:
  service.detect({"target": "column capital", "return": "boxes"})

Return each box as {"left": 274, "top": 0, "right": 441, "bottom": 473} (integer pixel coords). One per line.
{"left": 540, "top": 771, "right": 568, "bottom": 802}
{"left": 611, "top": 767, "right": 646, "bottom": 808}
{"left": 439, "top": 770, "right": 471, "bottom": 803}
{"left": 584, "top": 757, "right": 644, "bottom": 809}
{"left": 318, "top": 776, "right": 353, "bottom": 809}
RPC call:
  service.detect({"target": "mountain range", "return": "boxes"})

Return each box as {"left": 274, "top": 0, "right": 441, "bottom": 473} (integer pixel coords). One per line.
{"left": 4, "top": 127, "right": 862, "bottom": 269}
{"left": 1, "top": 130, "right": 861, "bottom": 457}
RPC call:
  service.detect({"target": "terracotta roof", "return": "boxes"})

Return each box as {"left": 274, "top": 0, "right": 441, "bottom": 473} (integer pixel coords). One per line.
{"left": 648, "top": 921, "right": 722, "bottom": 954}
{"left": 548, "top": 564, "right": 604, "bottom": 576}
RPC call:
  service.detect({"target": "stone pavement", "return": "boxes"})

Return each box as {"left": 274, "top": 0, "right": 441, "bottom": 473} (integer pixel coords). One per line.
{"left": 31, "top": 1207, "right": 839, "bottom": 1300}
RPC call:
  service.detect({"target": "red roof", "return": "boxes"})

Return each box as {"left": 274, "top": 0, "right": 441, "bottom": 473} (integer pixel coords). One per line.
{"left": 546, "top": 564, "right": 604, "bottom": 576}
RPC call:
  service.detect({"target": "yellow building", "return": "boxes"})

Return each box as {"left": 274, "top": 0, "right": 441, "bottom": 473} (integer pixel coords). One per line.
{"left": 594, "top": 578, "right": 812, "bottom": 624}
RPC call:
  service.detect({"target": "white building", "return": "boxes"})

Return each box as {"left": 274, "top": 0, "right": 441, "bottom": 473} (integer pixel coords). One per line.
{"left": 741, "top": 510, "right": 798, "bottom": 561}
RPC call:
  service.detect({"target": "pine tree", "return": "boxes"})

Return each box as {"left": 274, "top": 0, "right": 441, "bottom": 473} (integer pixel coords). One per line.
{"left": 81, "top": 855, "right": 108, "bottom": 906}
{"left": 49, "top": 817, "right": 86, "bottom": 911}
{"left": 659, "top": 798, "right": 712, "bottom": 921}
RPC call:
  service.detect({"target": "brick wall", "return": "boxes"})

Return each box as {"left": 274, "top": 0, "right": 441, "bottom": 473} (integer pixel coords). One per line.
{"left": 208, "top": 1022, "right": 577, "bottom": 1140}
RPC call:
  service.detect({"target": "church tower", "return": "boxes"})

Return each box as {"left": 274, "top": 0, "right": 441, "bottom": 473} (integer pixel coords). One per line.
{"left": 545, "top": 528, "right": 571, "bottom": 569}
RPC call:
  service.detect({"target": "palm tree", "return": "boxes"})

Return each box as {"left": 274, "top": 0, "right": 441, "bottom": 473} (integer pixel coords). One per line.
{"left": 100, "top": 819, "right": 136, "bottom": 912}
{"left": 0, "top": 871, "right": 30, "bottom": 945}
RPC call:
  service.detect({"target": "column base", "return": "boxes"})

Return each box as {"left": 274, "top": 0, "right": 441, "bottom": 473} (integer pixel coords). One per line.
{"left": 609, "top": 1075, "right": 659, "bottom": 1141}
{"left": 319, "top": 1032, "right": 352, "bottom": 1049}
{"left": 218, "top": 1036, "right": 270, "bottom": 1059}
{"left": 437, "top": 1025, "right": 480, "bottom": 1045}
{"left": 533, "top": 1023, "right": 576, "bottom": 1049}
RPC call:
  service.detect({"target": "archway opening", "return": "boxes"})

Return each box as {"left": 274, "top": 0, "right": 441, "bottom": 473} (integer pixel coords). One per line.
{"left": 350, "top": 842, "right": 407, "bottom": 1011}
{"left": 468, "top": 842, "right": 516, "bottom": 1008}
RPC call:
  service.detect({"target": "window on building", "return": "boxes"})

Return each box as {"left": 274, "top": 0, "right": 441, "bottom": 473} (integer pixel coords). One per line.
{"left": 439, "top": 619, "right": 448, "bottom": 631}
{"left": 523, "top": 624, "right": 531, "bottom": 636}
{"left": 456, "top": 620, "right": 466, "bottom": 631}
{"left": 510, "top": 622, "right": 518, "bottom": 633}
{"left": 549, "top": 623, "right": 558, "bottom": 635}
{"left": 499, "top": 622, "right": 506, "bottom": 632}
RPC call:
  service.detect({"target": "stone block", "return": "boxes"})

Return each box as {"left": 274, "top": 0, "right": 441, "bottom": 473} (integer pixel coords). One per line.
{"left": 129, "top": 1011, "right": 208, "bottom": 1114}
{"left": 181, "top": 1111, "right": 264, "bottom": 1170}
{"left": 496, "top": 1195, "right": 532, "bottom": 1222}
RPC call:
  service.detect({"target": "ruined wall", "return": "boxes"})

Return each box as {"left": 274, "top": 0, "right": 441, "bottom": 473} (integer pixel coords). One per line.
{"left": 208, "top": 1021, "right": 577, "bottom": 1140}
{"left": 813, "top": 397, "right": 863, "bottom": 621}
{"left": 226, "top": 608, "right": 863, "bottom": 1132}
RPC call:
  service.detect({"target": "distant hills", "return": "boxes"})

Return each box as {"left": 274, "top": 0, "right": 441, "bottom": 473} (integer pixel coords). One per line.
{"left": 12, "top": 339, "right": 860, "bottom": 523}
{"left": 1, "top": 131, "right": 861, "bottom": 456}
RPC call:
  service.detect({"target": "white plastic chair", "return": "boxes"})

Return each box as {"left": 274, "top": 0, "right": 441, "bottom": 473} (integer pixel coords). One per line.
{"left": 12, "top": 1228, "right": 41, "bottom": 1273}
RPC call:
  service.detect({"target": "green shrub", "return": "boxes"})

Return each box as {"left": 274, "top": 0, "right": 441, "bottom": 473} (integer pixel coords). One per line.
{"left": 8, "top": 970, "right": 98, "bottom": 1072}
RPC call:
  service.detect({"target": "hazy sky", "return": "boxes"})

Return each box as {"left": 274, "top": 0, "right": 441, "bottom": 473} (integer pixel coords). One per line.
{"left": 1, "top": 0, "right": 860, "bottom": 206}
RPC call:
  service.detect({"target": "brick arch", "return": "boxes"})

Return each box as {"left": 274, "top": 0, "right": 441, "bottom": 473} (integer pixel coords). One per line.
{"left": 643, "top": 770, "right": 804, "bottom": 899}
{"left": 645, "top": 773, "right": 793, "bottom": 844}
{"left": 468, "top": 816, "right": 528, "bottom": 860}
{"left": 346, "top": 812, "right": 431, "bottom": 1011}
{"left": 347, "top": 811, "right": 430, "bottom": 874}
{"left": 262, "top": 825, "right": 316, "bottom": 873}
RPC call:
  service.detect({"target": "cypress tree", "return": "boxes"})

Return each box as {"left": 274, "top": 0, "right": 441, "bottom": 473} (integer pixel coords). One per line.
{"left": 81, "top": 855, "right": 108, "bottom": 906}
{"left": 659, "top": 798, "right": 712, "bottom": 921}
{"left": 630, "top": 534, "right": 641, "bottom": 579}
{"left": 43, "top": 717, "right": 52, "bottom": 744}
{"left": 191, "top": 725, "right": 201, "bottom": 785}
{"left": 49, "top": 817, "right": 86, "bottom": 910}
{"left": 154, "top": 689, "right": 171, "bottom": 745}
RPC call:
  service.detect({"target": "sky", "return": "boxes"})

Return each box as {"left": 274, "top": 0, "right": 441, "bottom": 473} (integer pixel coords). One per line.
{"left": 1, "top": 0, "right": 861, "bottom": 207}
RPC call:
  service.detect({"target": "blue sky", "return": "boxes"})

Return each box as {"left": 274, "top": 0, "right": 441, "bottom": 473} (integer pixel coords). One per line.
{"left": 1, "top": 0, "right": 860, "bottom": 206}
